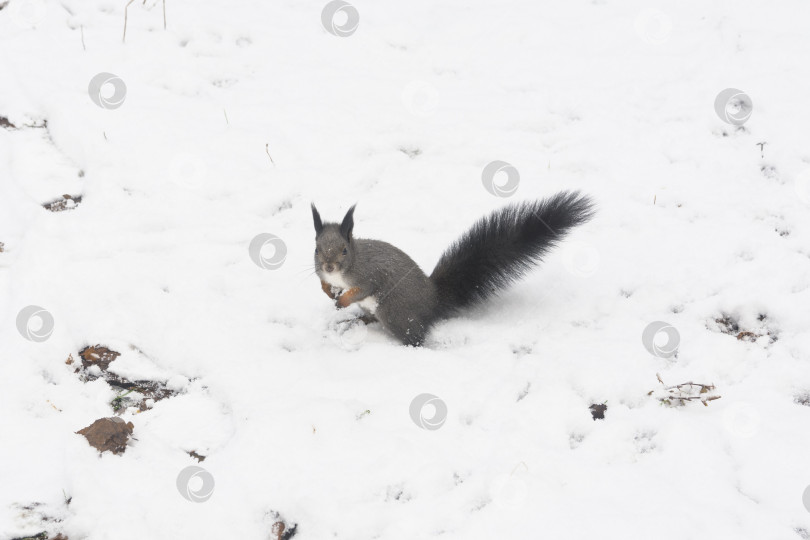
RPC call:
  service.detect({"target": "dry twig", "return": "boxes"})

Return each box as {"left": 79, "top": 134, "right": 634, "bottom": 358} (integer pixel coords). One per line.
{"left": 123, "top": 0, "right": 136, "bottom": 43}
{"left": 648, "top": 373, "right": 721, "bottom": 407}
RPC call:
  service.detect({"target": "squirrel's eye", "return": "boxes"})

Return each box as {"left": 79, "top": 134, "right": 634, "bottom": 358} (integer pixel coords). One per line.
{"left": 342, "top": 248, "right": 348, "bottom": 255}
{"left": 314, "top": 248, "right": 318, "bottom": 254}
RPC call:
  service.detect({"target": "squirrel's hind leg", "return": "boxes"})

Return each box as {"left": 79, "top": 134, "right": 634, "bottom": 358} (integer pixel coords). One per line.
{"left": 378, "top": 311, "right": 429, "bottom": 347}
{"left": 389, "top": 323, "right": 426, "bottom": 346}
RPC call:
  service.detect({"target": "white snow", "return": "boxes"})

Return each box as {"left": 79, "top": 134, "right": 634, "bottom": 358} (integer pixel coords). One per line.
{"left": 357, "top": 296, "right": 378, "bottom": 314}
{"left": 1, "top": 0, "right": 810, "bottom": 538}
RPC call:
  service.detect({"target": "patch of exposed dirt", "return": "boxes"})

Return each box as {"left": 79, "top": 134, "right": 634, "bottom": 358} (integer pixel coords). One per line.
{"left": 43, "top": 194, "right": 82, "bottom": 212}
{"left": 76, "top": 417, "right": 134, "bottom": 455}
{"left": 188, "top": 450, "right": 206, "bottom": 462}
{"left": 74, "top": 345, "right": 182, "bottom": 412}
{"left": 272, "top": 521, "right": 297, "bottom": 540}
{"left": 265, "top": 511, "right": 297, "bottom": 540}
{"left": 11, "top": 500, "right": 71, "bottom": 540}
{"left": 589, "top": 403, "right": 607, "bottom": 420}
{"left": 79, "top": 345, "right": 120, "bottom": 370}
{"left": 714, "top": 314, "right": 740, "bottom": 334}
{"left": 10, "top": 533, "right": 67, "bottom": 540}
{"left": 711, "top": 313, "right": 778, "bottom": 344}
{"left": 1, "top": 115, "right": 48, "bottom": 130}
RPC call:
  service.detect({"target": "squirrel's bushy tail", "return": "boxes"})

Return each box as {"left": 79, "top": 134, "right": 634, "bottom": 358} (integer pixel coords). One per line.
{"left": 429, "top": 191, "right": 595, "bottom": 317}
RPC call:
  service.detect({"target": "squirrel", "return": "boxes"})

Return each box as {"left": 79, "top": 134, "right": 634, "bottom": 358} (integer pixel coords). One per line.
{"left": 312, "top": 191, "right": 595, "bottom": 346}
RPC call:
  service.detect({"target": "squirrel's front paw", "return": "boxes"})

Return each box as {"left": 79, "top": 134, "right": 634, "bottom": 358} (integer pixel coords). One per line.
{"left": 321, "top": 280, "right": 340, "bottom": 300}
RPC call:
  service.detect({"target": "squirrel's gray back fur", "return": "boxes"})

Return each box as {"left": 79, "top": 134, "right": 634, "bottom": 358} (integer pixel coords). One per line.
{"left": 348, "top": 238, "right": 438, "bottom": 346}
{"left": 312, "top": 191, "right": 594, "bottom": 346}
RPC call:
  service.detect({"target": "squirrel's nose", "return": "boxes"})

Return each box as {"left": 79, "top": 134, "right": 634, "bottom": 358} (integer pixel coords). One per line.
{"left": 325, "top": 263, "right": 335, "bottom": 273}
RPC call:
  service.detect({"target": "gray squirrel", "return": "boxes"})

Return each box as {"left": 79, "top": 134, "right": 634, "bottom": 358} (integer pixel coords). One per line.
{"left": 312, "top": 191, "right": 595, "bottom": 346}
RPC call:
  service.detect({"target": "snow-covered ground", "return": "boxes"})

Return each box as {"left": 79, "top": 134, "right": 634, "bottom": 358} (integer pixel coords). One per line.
{"left": 2, "top": 0, "right": 810, "bottom": 538}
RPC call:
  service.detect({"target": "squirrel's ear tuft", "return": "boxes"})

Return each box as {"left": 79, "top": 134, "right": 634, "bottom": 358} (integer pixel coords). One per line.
{"left": 311, "top": 203, "right": 323, "bottom": 236}
{"left": 340, "top": 204, "right": 356, "bottom": 241}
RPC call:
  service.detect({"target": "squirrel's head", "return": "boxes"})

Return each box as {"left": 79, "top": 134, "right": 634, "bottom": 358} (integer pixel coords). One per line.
{"left": 311, "top": 203, "right": 356, "bottom": 275}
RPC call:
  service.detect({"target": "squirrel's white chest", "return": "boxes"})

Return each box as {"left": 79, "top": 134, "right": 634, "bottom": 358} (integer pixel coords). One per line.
{"left": 322, "top": 271, "right": 351, "bottom": 290}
